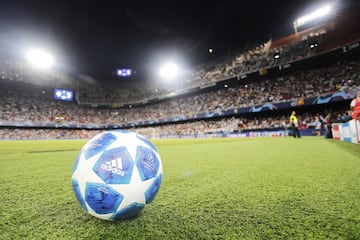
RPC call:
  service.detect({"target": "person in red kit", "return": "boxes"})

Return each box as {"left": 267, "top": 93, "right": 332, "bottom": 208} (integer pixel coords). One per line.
{"left": 350, "top": 91, "right": 360, "bottom": 120}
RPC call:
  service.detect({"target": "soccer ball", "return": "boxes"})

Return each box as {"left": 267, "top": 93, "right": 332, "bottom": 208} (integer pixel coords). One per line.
{"left": 71, "top": 130, "right": 163, "bottom": 221}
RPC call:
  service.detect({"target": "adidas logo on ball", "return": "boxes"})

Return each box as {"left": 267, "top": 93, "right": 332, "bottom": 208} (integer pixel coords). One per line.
{"left": 101, "top": 158, "right": 125, "bottom": 176}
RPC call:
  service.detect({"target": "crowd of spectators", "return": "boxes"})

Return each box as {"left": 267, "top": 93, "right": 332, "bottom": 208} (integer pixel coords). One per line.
{"left": 0, "top": 25, "right": 352, "bottom": 108}
{"left": 1, "top": 56, "right": 359, "bottom": 129}
{"left": 0, "top": 128, "right": 82, "bottom": 140}
{"left": 0, "top": 110, "right": 350, "bottom": 140}
{"left": 1, "top": 27, "right": 329, "bottom": 106}
{"left": 1, "top": 22, "right": 359, "bottom": 140}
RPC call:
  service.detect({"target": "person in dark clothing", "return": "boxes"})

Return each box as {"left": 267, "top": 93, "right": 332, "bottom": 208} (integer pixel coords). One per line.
{"left": 290, "top": 111, "right": 301, "bottom": 138}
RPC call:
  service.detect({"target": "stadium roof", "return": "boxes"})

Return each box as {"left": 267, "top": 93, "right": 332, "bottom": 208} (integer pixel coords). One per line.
{"left": 0, "top": 0, "right": 358, "bottom": 83}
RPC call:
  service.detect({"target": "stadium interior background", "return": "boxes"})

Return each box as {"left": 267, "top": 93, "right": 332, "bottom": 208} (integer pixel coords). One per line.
{"left": 0, "top": 2, "right": 359, "bottom": 140}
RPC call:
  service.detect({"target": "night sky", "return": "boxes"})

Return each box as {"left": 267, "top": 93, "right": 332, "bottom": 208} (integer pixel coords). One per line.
{"left": 0, "top": 0, "right": 354, "bottom": 82}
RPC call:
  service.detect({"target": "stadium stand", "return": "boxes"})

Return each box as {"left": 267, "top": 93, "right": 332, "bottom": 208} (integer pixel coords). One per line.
{"left": 1, "top": 56, "right": 359, "bottom": 122}
{"left": 1, "top": 7, "right": 359, "bottom": 140}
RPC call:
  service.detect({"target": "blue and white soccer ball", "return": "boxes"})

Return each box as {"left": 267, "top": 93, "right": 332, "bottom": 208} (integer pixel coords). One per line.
{"left": 71, "top": 130, "right": 163, "bottom": 221}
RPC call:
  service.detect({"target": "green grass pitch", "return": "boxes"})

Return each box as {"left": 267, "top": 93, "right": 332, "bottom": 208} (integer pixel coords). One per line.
{"left": 1, "top": 137, "right": 360, "bottom": 239}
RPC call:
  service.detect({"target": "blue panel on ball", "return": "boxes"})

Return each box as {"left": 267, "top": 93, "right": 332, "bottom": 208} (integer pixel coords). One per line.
{"left": 72, "top": 179, "right": 87, "bottom": 211}
{"left": 135, "top": 146, "right": 160, "bottom": 181}
{"left": 93, "top": 147, "right": 134, "bottom": 184}
{"left": 136, "top": 134, "right": 158, "bottom": 151}
{"left": 145, "top": 174, "right": 162, "bottom": 204}
{"left": 83, "top": 132, "right": 117, "bottom": 160}
{"left": 85, "top": 183, "right": 123, "bottom": 214}
{"left": 111, "top": 202, "right": 145, "bottom": 220}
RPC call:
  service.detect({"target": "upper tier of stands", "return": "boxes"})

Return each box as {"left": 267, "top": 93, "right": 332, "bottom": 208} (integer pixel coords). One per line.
{"left": 1, "top": 55, "right": 359, "bottom": 127}
{"left": 1, "top": 6, "right": 359, "bottom": 130}
{"left": 1, "top": 6, "right": 359, "bottom": 107}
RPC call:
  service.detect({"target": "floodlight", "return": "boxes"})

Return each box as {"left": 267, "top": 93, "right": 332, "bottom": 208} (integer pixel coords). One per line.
{"left": 293, "top": 5, "right": 332, "bottom": 33}
{"left": 26, "top": 49, "right": 54, "bottom": 68}
{"left": 159, "top": 63, "right": 179, "bottom": 80}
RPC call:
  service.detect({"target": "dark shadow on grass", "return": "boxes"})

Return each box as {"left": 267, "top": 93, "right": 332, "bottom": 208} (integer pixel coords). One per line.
{"left": 28, "top": 149, "right": 78, "bottom": 153}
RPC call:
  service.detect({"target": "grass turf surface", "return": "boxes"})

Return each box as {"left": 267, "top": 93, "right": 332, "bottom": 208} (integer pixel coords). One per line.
{"left": 0, "top": 137, "right": 360, "bottom": 239}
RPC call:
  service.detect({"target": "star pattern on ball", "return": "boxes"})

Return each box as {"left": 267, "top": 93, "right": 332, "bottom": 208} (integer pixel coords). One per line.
{"left": 72, "top": 151, "right": 105, "bottom": 201}
{"left": 109, "top": 163, "right": 155, "bottom": 210}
